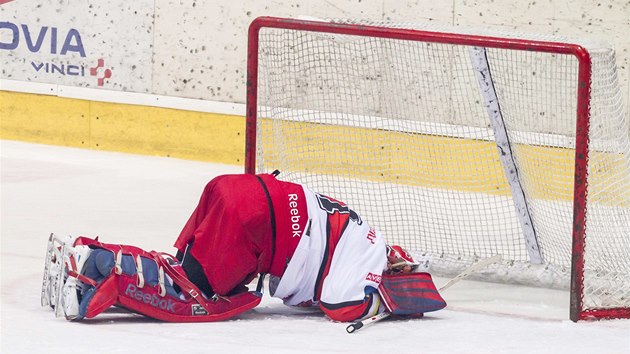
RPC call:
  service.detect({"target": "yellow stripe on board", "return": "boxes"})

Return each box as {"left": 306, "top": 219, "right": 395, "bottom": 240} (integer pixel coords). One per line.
{"left": 260, "top": 119, "right": 629, "bottom": 205}
{"left": 1, "top": 90, "right": 92, "bottom": 147}
{"left": 2, "top": 90, "right": 627, "bottom": 206}
{"left": 0, "top": 90, "right": 245, "bottom": 164}
{"left": 260, "top": 118, "right": 514, "bottom": 196}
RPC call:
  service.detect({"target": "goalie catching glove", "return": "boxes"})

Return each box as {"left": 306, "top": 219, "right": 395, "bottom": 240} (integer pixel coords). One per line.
{"left": 41, "top": 234, "right": 261, "bottom": 322}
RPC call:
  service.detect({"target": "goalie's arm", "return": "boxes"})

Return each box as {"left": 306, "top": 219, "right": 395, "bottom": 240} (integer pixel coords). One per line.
{"left": 320, "top": 291, "right": 384, "bottom": 322}
{"left": 321, "top": 270, "right": 448, "bottom": 322}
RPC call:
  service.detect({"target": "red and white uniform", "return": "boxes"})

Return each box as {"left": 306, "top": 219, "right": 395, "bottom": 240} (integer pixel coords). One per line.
{"left": 173, "top": 173, "right": 387, "bottom": 322}
{"left": 271, "top": 188, "right": 387, "bottom": 320}
{"left": 55, "top": 173, "right": 442, "bottom": 323}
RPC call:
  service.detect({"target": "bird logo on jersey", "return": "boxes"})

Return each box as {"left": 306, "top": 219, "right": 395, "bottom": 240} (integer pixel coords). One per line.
{"left": 315, "top": 194, "right": 362, "bottom": 225}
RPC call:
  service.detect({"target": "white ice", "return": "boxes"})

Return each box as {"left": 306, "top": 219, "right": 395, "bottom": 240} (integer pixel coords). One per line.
{"left": 1, "top": 140, "right": 629, "bottom": 354}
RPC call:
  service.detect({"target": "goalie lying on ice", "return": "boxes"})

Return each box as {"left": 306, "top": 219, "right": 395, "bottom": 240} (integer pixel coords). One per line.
{"left": 42, "top": 172, "right": 446, "bottom": 323}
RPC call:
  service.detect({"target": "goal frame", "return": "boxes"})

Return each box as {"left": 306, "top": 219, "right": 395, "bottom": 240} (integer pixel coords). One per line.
{"left": 244, "top": 16, "right": 629, "bottom": 322}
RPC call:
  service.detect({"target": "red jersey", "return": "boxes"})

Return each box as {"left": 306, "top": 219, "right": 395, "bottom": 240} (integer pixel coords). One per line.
{"left": 173, "top": 173, "right": 387, "bottom": 321}
{"left": 173, "top": 173, "right": 309, "bottom": 295}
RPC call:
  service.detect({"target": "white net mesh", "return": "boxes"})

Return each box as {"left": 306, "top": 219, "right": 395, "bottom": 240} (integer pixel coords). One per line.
{"left": 251, "top": 19, "right": 630, "bottom": 317}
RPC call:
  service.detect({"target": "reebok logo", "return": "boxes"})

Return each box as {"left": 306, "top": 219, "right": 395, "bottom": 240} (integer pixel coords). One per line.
{"left": 125, "top": 284, "right": 176, "bottom": 313}
{"left": 288, "top": 193, "right": 302, "bottom": 238}
{"left": 365, "top": 272, "right": 382, "bottom": 284}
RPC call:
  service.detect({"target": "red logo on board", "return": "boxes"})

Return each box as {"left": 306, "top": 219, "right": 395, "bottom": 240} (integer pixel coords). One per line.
{"left": 90, "top": 59, "right": 112, "bottom": 86}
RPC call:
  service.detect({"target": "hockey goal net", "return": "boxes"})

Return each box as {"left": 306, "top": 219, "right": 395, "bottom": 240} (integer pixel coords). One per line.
{"left": 245, "top": 17, "right": 630, "bottom": 321}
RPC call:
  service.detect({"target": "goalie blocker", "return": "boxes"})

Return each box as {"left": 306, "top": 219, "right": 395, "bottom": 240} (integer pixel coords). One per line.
{"left": 42, "top": 173, "right": 446, "bottom": 322}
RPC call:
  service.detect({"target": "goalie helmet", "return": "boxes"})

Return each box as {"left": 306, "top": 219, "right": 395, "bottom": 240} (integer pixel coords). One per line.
{"left": 386, "top": 244, "right": 419, "bottom": 274}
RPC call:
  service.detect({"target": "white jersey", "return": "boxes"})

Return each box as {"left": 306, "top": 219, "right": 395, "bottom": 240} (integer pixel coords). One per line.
{"left": 270, "top": 186, "right": 387, "bottom": 308}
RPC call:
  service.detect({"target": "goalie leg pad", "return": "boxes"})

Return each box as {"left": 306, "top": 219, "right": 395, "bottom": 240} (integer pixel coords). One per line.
{"left": 79, "top": 275, "right": 118, "bottom": 319}
{"left": 73, "top": 247, "right": 176, "bottom": 320}
{"left": 55, "top": 236, "right": 262, "bottom": 322}
{"left": 378, "top": 272, "right": 446, "bottom": 316}
{"left": 116, "top": 282, "right": 262, "bottom": 322}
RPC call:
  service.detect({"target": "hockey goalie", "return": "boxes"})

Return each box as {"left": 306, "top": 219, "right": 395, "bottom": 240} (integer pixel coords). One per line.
{"left": 41, "top": 172, "right": 446, "bottom": 323}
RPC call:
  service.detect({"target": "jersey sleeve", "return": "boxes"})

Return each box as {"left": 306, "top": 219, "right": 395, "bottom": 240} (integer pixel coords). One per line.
{"left": 320, "top": 289, "right": 385, "bottom": 322}
{"left": 317, "top": 219, "right": 388, "bottom": 322}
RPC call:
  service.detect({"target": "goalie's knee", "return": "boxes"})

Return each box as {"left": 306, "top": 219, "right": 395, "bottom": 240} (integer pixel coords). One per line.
{"left": 76, "top": 247, "right": 180, "bottom": 320}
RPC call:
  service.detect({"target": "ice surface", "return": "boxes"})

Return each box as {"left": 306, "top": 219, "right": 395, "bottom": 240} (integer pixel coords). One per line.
{"left": 1, "top": 140, "right": 628, "bottom": 354}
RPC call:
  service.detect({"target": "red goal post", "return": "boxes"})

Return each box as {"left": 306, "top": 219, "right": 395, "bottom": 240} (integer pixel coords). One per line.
{"left": 245, "top": 16, "right": 630, "bottom": 321}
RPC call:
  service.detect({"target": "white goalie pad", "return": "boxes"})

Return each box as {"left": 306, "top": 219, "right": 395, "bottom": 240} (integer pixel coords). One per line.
{"left": 41, "top": 233, "right": 92, "bottom": 320}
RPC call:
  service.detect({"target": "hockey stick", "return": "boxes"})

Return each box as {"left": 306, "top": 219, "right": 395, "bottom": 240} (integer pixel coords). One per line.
{"left": 346, "top": 254, "right": 503, "bottom": 334}
{"left": 346, "top": 312, "right": 390, "bottom": 333}
{"left": 437, "top": 254, "right": 503, "bottom": 291}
